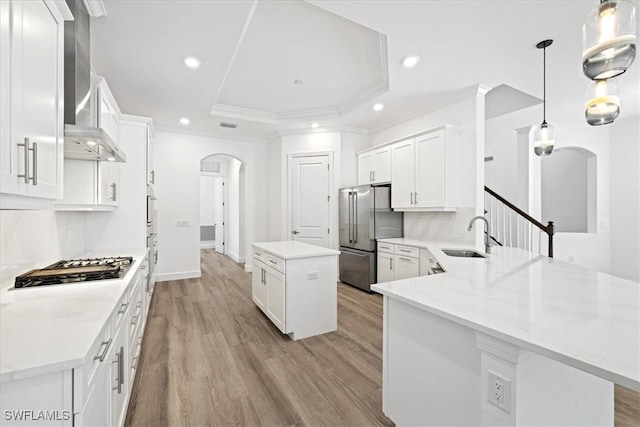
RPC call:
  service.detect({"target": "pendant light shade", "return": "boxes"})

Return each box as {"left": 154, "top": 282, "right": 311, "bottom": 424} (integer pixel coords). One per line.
{"left": 531, "top": 39, "right": 555, "bottom": 157}
{"left": 582, "top": 0, "right": 637, "bottom": 80}
{"left": 585, "top": 78, "right": 620, "bottom": 125}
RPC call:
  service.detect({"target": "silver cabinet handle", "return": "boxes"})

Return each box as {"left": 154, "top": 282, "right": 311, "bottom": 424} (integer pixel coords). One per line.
{"left": 112, "top": 346, "right": 124, "bottom": 393}
{"left": 94, "top": 338, "right": 112, "bottom": 362}
{"left": 117, "top": 302, "right": 129, "bottom": 314}
{"left": 131, "top": 314, "right": 138, "bottom": 326}
{"left": 151, "top": 170, "right": 155, "bottom": 184}
{"left": 17, "top": 139, "right": 38, "bottom": 186}
{"left": 372, "top": 170, "right": 375, "bottom": 182}
{"left": 398, "top": 257, "right": 412, "bottom": 262}
{"left": 31, "top": 142, "right": 38, "bottom": 185}
{"left": 389, "top": 257, "right": 393, "bottom": 270}
{"left": 399, "top": 249, "right": 411, "bottom": 253}
{"left": 269, "top": 259, "right": 278, "bottom": 265}
{"left": 110, "top": 183, "right": 117, "bottom": 201}
{"left": 410, "top": 192, "right": 414, "bottom": 204}
{"left": 414, "top": 192, "right": 418, "bottom": 204}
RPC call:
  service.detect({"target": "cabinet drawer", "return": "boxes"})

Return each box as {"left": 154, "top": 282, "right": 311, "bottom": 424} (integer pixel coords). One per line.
{"left": 265, "top": 254, "right": 285, "bottom": 273}
{"left": 252, "top": 248, "right": 266, "bottom": 263}
{"left": 395, "top": 245, "right": 419, "bottom": 258}
{"left": 378, "top": 242, "right": 394, "bottom": 254}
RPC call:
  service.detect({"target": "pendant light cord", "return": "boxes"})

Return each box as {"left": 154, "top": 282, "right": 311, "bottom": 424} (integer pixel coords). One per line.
{"left": 543, "top": 44, "right": 546, "bottom": 123}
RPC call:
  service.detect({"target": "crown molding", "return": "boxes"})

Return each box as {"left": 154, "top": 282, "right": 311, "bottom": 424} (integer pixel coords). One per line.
{"left": 83, "top": 0, "right": 107, "bottom": 17}
{"left": 154, "top": 125, "right": 268, "bottom": 144}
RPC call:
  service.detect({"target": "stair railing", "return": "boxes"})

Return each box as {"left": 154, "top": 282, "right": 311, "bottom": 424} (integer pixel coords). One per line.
{"left": 484, "top": 186, "right": 555, "bottom": 258}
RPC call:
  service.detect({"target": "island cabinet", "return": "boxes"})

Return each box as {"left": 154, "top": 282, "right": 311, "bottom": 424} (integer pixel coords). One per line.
{"left": 251, "top": 241, "right": 339, "bottom": 340}
{"left": 357, "top": 145, "right": 391, "bottom": 185}
{"left": 390, "top": 125, "right": 461, "bottom": 211}
{"left": 0, "top": 0, "right": 68, "bottom": 209}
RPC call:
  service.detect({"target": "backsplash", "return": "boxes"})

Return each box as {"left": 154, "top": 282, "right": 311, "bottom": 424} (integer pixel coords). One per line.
{"left": 403, "top": 208, "right": 476, "bottom": 245}
{"left": 0, "top": 210, "right": 86, "bottom": 289}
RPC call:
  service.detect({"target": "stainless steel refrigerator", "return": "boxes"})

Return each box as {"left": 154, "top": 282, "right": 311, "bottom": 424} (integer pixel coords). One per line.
{"left": 339, "top": 184, "right": 403, "bottom": 292}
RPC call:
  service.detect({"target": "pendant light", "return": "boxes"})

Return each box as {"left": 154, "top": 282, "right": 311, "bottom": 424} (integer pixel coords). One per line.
{"left": 530, "top": 39, "right": 555, "bottom": 157}
{"left": 582, "top": 0, "right": 636, "bottom": 80}
{"left": 585, "top": 78, "right": 620, "bottom": 125}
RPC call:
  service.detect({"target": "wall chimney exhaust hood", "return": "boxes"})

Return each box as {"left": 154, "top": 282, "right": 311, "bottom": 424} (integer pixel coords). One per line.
{"left": 63, "top": 0, "right": 126, "bottom": 163}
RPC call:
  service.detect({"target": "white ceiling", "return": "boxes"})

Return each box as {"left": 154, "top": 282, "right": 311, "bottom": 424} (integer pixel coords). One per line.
{"left": 91, "top": 0, "right": 640, "bottom": 140}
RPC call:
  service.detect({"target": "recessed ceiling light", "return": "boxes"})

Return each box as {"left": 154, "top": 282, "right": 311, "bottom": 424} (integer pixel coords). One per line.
{"left": 86, "top": 140, "right": 97, "bottom": 146}
{"left": 294, "top": 79, "right": 304, "bottom": 85}
{"left": 402, "top": 55, "right": 420, "bottom": 68}
{"left": 179, "top": 117, "right": 190, "bottom": 125}
{"left": 373, "top": 103, "right": 384, "bottom": 111}
{"left": 107, "top": 156, "right": 115, "bottom": 162}
{"left": 184, "top": 56, "right": 201, "bottom": 69}
{"left": 311, "top": 122, "right": 319, "bottom": 128}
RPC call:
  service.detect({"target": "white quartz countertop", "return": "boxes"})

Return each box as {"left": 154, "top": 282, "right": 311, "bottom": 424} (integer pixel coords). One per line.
{"left": 252, "top": 241, "right": 340, "bottom": 259}
{"left": 0, "top": 248, "right": 147, "bottom": 383}
{"left": 373, "top": 240, "right": 640, "bottom": 392}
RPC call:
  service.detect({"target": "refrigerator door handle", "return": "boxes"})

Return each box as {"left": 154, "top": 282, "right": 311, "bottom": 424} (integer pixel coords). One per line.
{"left": 353, "top": 191, "right": 358, "bottom": 243}
{"left": 348, "top": 191, "right": 353, "bottom": 243}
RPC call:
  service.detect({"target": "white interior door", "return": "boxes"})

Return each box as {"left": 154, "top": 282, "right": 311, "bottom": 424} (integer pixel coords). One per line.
{"left": 290, "top": 154, "right": 330, "bottom": 247}
{"left": 214, "top": 177, "right": 225, "bottom": 254}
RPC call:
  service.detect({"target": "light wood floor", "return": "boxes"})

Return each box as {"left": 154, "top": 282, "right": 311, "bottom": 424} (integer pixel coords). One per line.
{"left": 126, "top": 250, "right": 639, "bottom": 427}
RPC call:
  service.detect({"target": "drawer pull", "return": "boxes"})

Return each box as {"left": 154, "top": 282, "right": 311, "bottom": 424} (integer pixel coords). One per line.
{"left": 117, "top": 302, "right": 129, "bottom": 314}
{"left": 399, "top": 249, "right": 411, "bottom": 253}
{"left": 398, "top": 257, "right": 413, "bottom": 262}
{"left": 94, "top": 338, "right": 112, "bottom": 362}
{"left": 269, "top": 260, "right": 278, "bottom": 265}
{"left": 131, "top": 315, "right": 138, "bottom": 326}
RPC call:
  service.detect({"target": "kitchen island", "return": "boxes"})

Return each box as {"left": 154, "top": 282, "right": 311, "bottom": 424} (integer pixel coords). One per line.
{"left": 251, "top": 241, "right": 339, "bottom": 340}
{"left": 373, "top": 241, "right": 639, "bottom": 426}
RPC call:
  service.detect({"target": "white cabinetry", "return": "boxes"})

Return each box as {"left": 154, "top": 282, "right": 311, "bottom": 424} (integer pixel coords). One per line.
{"left": 55, "top": 78, "right": 122, "bottom": 210}
{"left": 357, "top": 145, "right": 391, "bottom": 185}
{"left": 377, "top": 242, "right": 421, "bottom": 282}
{"left": 251, "top": 242, "right": 338, "bottom": 340}
{"left": 0, "top": 0, "right": 67, "bottom": 208}
{"left": 391, "top": 126, "right": 460, "bottom": 211}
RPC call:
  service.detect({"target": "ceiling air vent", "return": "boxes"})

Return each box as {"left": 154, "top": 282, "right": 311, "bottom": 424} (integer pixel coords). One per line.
{"left": 220, "top": 122, "right": 238, "bottom": 129}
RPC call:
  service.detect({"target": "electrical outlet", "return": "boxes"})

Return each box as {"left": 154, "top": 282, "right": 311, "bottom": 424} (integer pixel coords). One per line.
{"left": 568, "top": 255, "right": 575, "bottom": 263}
{"left": 176, "top": 220, "right": 189, "bottom": 227}
{"left": 306, "top": 271, "right": 319, "bottom": 280}
{"left": 458, "top": 224, "right": 467, "bottom": 234}
{"left": 488, "top": 370, "right": 512, "bottom": 414}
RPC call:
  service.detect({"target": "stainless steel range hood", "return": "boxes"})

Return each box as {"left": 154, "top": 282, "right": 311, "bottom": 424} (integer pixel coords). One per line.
{"left": 63, "top": 0, "right": 126, "bottom": 163}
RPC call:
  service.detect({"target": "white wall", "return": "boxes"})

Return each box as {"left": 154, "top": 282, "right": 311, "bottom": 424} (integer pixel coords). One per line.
{"left": 226, "top": 158, "right": 243, "bottom": 262}
{"left": 609, "top": 116, "right": 640, "bottom": 281}
{"left": 153, "top": 130, "right": 268, "bottom": 280}
{"left": 200, "top": 175, "right": 216, "bottom": 227}
{"left": 485, "top": 122, "right": 519, "bottom": 205}
{"left": 340, "top": 130, "right": 370, "bottom": 187}
{"left": 0, "top": 211, "right": 87, "bottom": 289}
{"left": 369, "top": 87, "right": 486, "bottom": 247}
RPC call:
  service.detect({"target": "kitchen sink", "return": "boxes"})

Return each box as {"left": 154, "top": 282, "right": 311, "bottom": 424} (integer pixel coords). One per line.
{"left": 442, "top": 248, "right": 488, "bottom": 258}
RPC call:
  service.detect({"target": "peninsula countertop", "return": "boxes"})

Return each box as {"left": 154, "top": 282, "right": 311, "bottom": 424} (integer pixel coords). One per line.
{"left": 372, "top": 240, "right": 640, "bottom": 392}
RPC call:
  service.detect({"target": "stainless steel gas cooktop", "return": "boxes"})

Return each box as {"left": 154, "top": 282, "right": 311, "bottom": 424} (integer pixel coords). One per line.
{"left": 14, "top": 257, "right": 134, "bottom": 288}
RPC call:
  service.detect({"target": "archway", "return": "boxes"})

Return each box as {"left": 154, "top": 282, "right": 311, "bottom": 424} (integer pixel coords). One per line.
{"left": 200, "top": 153, "right": 247, "bottom": 263}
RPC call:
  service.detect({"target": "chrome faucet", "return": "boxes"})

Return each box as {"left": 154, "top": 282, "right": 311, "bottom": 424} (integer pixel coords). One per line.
{"left": 468, "top": 216, "right": 492, "bottom": 254}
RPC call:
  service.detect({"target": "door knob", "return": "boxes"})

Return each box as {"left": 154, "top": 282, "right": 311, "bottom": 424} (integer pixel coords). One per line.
{"left": 292, "top": 230, "right": 300, "bottom": 234}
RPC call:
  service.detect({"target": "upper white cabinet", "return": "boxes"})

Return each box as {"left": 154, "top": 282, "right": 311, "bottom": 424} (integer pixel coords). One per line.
{"left": 391, "top": 125, "right": 460, "bottom": 211}
{"left": 0, "top": 0, "right": 67, "bottom": 208}
{"left": 55, "top": 78, "right": 122, "bottom": 210}
{"left": 357, "top": 145, "right": 391, "bottom": 185}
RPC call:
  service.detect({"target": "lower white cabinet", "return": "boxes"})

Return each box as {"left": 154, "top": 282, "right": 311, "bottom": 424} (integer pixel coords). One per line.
{"left": 0, "top": 256, "right": 150, "bottom": 427}
{"left": 377, "top": 242, "right": 429, "bottom": 282}
{"left": 251, "top": 242, "right": 338, "bottom": 340}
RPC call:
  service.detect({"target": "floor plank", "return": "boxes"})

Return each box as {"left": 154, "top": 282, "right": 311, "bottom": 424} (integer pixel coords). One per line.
{"left": 126, "top": 249, "right": 639, "bottom": 427}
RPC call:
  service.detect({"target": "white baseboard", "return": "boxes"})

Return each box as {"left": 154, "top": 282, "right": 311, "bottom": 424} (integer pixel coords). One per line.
{"left": 227, "top": 252, "right": 245, "bottom": 264}
{"left": 156, "top": 270, "right": 201, "bottom": 282}
{"left": 200, "top": 242, "right": 215, "bottom": 249}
